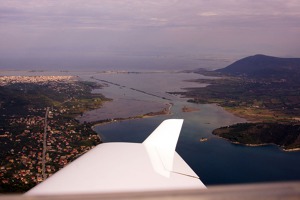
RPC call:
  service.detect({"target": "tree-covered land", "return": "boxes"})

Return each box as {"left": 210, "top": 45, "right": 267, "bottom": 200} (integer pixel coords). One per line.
{"left": 173, "top": 55, "right": 300, "bottom": 150}
{"left": 181, "top": 76, "right": 300, "bottom": 122}
{"left": 213, "top": 123, "right": 300, "bottom": 151}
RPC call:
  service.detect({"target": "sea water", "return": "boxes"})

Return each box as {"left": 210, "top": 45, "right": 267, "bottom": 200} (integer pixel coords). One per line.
{"left": 93, "top": 71, "right": 300, "bottom": 186}
{"left": 2, "top": 62, "right": 299, "bottom": 186}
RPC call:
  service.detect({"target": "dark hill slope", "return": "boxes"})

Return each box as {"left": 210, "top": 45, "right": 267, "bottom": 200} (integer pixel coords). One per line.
{"left": 216, "top": 54, "right": 300, "bottom": 79}
{"left": 213, "top": 123, "right": 300, "bottom": 151}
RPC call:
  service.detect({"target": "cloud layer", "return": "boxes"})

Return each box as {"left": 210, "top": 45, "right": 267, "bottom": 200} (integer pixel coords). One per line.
{"left": 1, "top": 0, "right": 300, "bottom": 69}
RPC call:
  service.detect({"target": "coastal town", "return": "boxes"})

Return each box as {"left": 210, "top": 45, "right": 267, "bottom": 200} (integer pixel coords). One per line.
{"left": 0, "top": 76, "right": 74, "bottom": 86}
{"left": 0, "top": 75, "right": 177, "bottom": 193}
{"left": 0, "top": 76, "right": 105, "bottom": 192}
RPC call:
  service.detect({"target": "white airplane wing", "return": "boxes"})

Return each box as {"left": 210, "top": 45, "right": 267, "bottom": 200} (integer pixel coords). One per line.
{"left": 26, "top": 119, "right": 206, "bottom": 195}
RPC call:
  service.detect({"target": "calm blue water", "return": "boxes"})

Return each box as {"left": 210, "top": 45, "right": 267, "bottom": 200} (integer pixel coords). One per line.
{"left": 95, "top": 106, "right": 300, "bottom": 186}
{"left": 12, "top": 68, "right": 299, "bottom": 186}
{"left": 93, "top": 72, "right": 300, "bottom": 186}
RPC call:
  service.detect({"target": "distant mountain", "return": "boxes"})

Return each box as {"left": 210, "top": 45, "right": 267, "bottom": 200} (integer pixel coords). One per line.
{"left": 216, "top": 54, "right": 300, "bottom": 79}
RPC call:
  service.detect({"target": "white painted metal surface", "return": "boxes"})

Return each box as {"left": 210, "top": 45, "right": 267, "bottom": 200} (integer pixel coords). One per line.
{"left": 11, "top": 182, "right": 298, "bottom": 200}
{"left": 143, "top": 119, "right": 185, "bottom": 176}
{"left": 26, "top": 119, "right": 206, "bottom": 195}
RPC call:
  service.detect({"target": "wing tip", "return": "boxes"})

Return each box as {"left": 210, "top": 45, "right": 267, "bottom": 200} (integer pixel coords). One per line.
{"left": 143, "top": 119, "right": 184, "bottom": 145}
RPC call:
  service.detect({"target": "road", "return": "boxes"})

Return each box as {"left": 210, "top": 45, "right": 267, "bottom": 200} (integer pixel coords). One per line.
{"left": 42, "top": 107, "right": 50, "bottom": 181}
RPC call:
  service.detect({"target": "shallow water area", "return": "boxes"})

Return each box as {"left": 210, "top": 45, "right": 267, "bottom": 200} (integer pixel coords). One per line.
{"left": 77, "top": 71, "right": 208, "bottom": 122}
{"left": 93, "top": 71, "right": 300, "bottom": 186}
{"left": 2, "top": 69, "right": 300, "bottom": 186}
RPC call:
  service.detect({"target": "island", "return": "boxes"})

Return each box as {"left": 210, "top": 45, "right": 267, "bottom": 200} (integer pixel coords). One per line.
{"left": 172, "top": 54, "right": 300, "bottom": 151}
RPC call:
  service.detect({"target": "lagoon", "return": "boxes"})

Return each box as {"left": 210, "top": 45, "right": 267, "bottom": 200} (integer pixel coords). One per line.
{"left": 2, "top": 69, "right": 299, "bottom": 186}
{"left": 92, "top": 71, "right": 300, "bottom": 186}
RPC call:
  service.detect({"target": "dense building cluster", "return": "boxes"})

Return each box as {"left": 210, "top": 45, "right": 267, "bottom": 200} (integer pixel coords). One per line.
{"left": 0, "top": 76, "right": 103, "bottom": 192}
{"left": 1, "top": 112, "right": 99, "bottom": 188}
{"left": 0, "top": 76, "right": 74, "bottom": 86}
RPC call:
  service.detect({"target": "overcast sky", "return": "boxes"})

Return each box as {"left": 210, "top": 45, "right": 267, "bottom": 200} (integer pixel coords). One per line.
{"left": 1, "top": 0, "right": 300, "bottom": 69}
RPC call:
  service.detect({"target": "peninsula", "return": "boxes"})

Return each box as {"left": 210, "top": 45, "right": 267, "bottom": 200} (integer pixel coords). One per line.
{"left": 173, "top": 55, "right": 300, "bottom": 150}
{"left": 213, "top": 123, "right": 300, "bottom": 151}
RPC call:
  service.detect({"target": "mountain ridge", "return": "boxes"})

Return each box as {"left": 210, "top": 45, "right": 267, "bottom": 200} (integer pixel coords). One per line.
{"left": 216, "top": 54, "right": 300, "bottom": 79}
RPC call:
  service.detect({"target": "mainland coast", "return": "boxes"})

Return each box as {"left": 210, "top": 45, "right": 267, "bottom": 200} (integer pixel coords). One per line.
{"left": 0, "top": 75, "right": 105, "bottom": 192}
{"left": 0, "top": 74, "right": 174, "bottom": 193}
{"left": 174, "top": 55, "right": 300, "bottom": 151}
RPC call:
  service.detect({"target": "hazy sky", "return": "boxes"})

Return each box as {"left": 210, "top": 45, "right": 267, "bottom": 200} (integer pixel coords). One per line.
{"left": 1, "top": 0, "right": 300, "bottom": 69}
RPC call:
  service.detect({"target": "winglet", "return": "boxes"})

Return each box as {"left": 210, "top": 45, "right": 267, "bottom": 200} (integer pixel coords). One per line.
{"left": 143, "top": 119, "right": 184, "bottom": 176}
{"left": 26, "top": 119, "right": 204, "bottom": 195}
{"left": 143, "top": 119, "right": 184, "bottom": 150}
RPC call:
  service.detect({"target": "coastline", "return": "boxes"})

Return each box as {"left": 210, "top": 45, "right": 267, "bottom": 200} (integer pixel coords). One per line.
{"left": 2, "top": 70, "right": 300, "bottom": 191}
{"left": 90, "top": 103, "right": 173, "bottom": 130}
{"left": 214, "top": 135, "right": 300, "bottom": 152}
{"left": 182, "top": 106, "right": 200, "bottom": 113}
